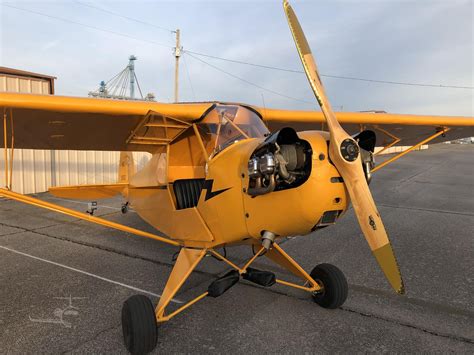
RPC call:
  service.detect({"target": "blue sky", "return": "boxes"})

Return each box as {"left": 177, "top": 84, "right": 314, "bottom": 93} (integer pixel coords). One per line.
{"left": 1, "top": 0, "right": 472, "bottom": 116}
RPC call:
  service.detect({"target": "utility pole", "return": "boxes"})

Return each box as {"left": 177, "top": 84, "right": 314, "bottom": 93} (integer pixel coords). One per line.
{"left": 128, "top": 55, "right": 137, "bottom": 99}
{"left": 173, "top": 29, "right": 181, "bottom": 103}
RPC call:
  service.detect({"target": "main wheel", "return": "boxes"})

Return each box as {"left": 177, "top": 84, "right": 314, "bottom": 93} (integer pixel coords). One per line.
{"left": 122, "top": 295, "right": 158, "bottom": 355}
{"left": 310, "top": 263, "right": 348, "bottom": 309}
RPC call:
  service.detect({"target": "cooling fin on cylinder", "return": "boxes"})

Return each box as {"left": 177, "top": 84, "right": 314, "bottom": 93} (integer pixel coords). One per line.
{"left": 247, "top": 127, "right": 312, "bottom": 196}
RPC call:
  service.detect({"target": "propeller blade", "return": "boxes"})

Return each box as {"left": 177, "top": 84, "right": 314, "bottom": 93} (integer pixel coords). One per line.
{"left": 283, "top": 0, "right": 404, "bottom": 294}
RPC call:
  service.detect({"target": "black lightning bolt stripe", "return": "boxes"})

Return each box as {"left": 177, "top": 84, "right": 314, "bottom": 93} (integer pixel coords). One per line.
{"left": 202, "top": 179, "right": 231, "bottom": 201}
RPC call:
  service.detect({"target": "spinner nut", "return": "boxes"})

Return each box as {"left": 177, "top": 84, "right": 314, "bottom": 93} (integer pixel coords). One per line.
{"left": 340, "top": 138, "right": 360, "bottom": 162}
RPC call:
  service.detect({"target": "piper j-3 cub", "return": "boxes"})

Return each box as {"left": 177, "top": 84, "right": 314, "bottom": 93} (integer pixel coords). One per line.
{"left": 1, "top": 1, "right": 473, "bottom": 354}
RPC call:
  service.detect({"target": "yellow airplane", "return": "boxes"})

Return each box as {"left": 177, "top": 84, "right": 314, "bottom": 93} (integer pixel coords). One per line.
{"left": 1, "top": 1, "right": 473, "bottom": 354}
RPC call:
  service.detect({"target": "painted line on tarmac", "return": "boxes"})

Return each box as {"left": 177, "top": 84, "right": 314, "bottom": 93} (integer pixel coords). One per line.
{"left": 0, "top": 244, "right": 183, "bottom": 304}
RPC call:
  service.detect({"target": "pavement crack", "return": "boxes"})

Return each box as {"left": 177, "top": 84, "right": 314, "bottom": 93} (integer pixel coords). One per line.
{"left": 349, "top": 284, "right": 474, "bottom": 319}
{"left": 0, "top": 222, "right": 31, "bottom": 238}
{"left": 377, "top": 204, "right": 474, "bottom": 217}
{"left": 63, "top": 323, "right": 121, "bottom": 354}
{"left": 0, "top": 221, "right": 29, "bottom": 231}
{"left": 0, "top": 219, "right": 102, "bottom": 237}
{"left": 394, "top": 161, "right": 444, "bottom": 187}
{"left": 2, "top": 221, "right": 220, "bottom": 278}
{"left": 0, "top": 229, "right": 27, "bottom": 238}
{"left": 341, "top": 306, "right": 474, "bottom": 345}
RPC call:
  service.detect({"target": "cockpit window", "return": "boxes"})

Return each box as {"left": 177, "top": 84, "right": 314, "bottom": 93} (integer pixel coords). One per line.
{"left": 197, "top": 105, "right": 269, "bottom": 157}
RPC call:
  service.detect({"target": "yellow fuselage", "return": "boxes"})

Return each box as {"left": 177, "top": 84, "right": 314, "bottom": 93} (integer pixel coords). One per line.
{"left": 128, "top": 130, "right": 349, "bottom": 249}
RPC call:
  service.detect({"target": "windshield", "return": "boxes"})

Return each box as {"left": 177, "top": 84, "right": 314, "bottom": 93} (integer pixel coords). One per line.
{"left": 197, "top": 105, "right": 269, "bottom": 156}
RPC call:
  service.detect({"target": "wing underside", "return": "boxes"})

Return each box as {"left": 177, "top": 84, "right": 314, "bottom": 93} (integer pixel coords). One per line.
{"left": 0, "top": 93, "right": 213, "bottom": 152}
{"left": 291, "top": 122, "right": 473, "bottom": 146}
{"left": 260, "top": 109, "right": 474, "bottom": 146}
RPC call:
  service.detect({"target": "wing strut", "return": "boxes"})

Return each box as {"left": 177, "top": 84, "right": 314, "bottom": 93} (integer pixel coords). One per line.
{"left": 2, "top": 108, "right": 14, "bottom": 190}
{"left": 372, "top": 128, "right": 449, "bottom": 172}
{"left": 0, "top": 188, "right": 181, "bottom": 247}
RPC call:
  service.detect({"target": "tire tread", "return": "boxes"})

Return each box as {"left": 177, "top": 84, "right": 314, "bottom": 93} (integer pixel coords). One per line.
{"left": 122, "top": 295, "right": 157, "bottom": 354}
{"left": 310, "top": 263, "right": 348, "bottom": 309}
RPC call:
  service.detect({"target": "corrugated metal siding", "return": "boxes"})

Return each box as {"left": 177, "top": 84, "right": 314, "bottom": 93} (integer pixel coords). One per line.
{"left": 1, "top": 71, "right": 151, "bottom": 194}
{"left": 0, "top": 75, "right": 50, "bottom": 94}
{"left": 1, "top": 150, "right": 150, "bottom": 194}
{"left": 53, "top": 151, "right": 150, "bottom": 188}
{"left": 375, "top": 145, "right": 428, "bottom": 154}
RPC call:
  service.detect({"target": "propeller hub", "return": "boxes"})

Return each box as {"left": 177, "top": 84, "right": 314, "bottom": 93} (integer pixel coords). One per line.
{"left": 340, "top": 138, "right": 360, "bottom": 162}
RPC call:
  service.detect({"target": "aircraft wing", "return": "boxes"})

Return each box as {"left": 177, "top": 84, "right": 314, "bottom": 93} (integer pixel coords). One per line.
{"left": 1, "top": 93, "right": 472, "bottom": 152}
{"left": 259, "top": 108, "right": 474, "bottom": 146}
{"left": 0, "top": 93, "right": 213, "bottom": 152}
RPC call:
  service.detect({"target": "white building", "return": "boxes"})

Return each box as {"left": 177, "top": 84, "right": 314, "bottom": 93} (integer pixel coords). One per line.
{"left": 0, "top": 66, "right": 149, "bottom": 194}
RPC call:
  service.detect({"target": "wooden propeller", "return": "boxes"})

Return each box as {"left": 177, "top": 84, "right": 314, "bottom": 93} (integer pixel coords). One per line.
{"left": 283, "top": 0, "right": 404, "bottom": 294}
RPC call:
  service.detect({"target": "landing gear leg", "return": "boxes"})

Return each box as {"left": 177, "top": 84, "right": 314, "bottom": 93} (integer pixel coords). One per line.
{"left": 263, "top": 242, "right": 348, "bottom": 308}
{"left": 121, "top": 248, "right": 207, "bottom": 354}
{"left": 155, "top": 248, "right": 207, "bottom": 320}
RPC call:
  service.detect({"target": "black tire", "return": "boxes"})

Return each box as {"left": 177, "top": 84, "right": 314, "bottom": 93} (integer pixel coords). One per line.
{"left": 310, "top": 263, "right": 348, "bottom": 309}
{"left": 122, "top": 295, "right": 158, "bottom": 355}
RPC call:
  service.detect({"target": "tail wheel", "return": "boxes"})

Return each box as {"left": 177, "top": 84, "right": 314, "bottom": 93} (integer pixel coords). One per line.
{"left": 310, "top": 263, "right": 348, "bottom": 309}
{"left": 122, "top": 295, "right": 158, "bottom": 354}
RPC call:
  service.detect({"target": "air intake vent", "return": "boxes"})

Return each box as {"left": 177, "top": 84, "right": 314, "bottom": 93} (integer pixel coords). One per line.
{"left": 312, "top": 210, "right": 342, "bottom": 231}
{"left": 173, "top": 179, "right": 205, "bottom": 209}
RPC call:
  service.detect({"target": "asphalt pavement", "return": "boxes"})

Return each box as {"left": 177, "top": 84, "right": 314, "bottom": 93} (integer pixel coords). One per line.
{"left": 0, "top": 144, "right": 473, "bottom": 353}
